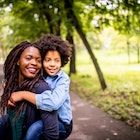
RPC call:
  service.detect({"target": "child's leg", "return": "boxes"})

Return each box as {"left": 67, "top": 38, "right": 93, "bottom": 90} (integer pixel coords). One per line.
{"left": 58, "top": 120, "right": 73, "bottom": 140}
{"left": 24, "top": 119, "right": 71, "bottom": 140}
{"left": 25, "top": 120, "right": 66, "bottom": 140}
{"left": 39, "top": 110, "right": 59, "bottom": 139}
{"left": 24, "top": 120, "right": 43, "bottom": 140}
{"left": 58, "top": 121, "right": 66, "bottom": 140}
{"left": 24, "top": 110, "right": 59, "bottom": 140}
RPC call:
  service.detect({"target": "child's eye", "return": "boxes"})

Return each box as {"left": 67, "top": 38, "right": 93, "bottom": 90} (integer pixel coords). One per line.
{"left": 55, "top": 59, "right": 60, "bottom": 63}
{"left": 45, "top": 59, "right": 50, "bottom": 62}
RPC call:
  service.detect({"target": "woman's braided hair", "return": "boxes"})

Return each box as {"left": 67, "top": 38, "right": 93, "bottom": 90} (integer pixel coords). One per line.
{"left": 0, "top": 41, "right": 43, "bottom": 118}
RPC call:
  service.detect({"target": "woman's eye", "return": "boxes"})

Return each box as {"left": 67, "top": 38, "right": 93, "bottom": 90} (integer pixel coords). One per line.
{"left": 26, "top": 56, "right": 32, "bottom": 61}
{"left": 37, "top": 59, "right": 41, "bottom": 63}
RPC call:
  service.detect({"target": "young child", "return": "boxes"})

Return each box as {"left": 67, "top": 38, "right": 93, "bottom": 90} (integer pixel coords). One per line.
{"left": 9, "top": 34, "right": 73, "bottom": 140}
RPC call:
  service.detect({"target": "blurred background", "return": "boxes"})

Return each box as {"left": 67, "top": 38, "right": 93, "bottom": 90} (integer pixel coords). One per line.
{"left": 0, "top": 0, "right": 140, "bottom": 130}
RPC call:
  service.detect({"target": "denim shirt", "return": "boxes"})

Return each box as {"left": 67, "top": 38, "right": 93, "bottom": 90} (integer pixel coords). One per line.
{"left": 36, "top": 70, "right": 72, "bottom": 124}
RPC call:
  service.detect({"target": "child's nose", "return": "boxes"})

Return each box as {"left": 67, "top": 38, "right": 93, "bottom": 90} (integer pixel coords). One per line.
{"left": 50, "top": 61, "right": 55, "bottom": 66}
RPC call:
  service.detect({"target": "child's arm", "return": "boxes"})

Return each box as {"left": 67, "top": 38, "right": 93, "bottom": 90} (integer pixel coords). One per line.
{"left": 8, "top": 91, "right": 36, "bottom": 106}
{"left": 9, "top": 74, "right": 70, "bottom": 112}
{"left": 8, "top": 79, "right": 51, "bottom": 107}
{"left": 36, "top": 75, "right": 70, "bottom": 111}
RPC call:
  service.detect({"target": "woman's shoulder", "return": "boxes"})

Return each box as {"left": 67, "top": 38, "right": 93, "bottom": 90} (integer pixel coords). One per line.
{"left": 32, "top": 79, "right": 50, "bottom": 94}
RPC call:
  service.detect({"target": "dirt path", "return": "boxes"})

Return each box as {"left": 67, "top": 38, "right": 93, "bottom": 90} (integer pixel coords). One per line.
{"left": 68, "top": 92, "right": 140, "bottom": 140}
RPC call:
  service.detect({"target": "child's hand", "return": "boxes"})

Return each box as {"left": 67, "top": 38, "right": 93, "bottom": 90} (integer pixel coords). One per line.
{"left": 8, "top": 99, "right": 16, "bottom": 107}
{"left": 9, "top": 91, "right": 24, "bottom": 105}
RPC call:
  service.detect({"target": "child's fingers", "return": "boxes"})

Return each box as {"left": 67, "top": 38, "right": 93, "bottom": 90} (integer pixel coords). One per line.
{"left": 7, "top": 100, "right": 16, "bottom": 107}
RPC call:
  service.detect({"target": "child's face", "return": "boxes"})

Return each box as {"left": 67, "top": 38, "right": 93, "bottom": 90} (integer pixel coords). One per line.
{"left": 43, "top": 50, "right": 61, "bottom": 76}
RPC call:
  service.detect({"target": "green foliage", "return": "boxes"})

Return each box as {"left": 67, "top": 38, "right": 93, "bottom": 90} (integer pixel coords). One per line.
{"left": 95, "top": 86, "right": 140, "bottom": 128}
{"left": 65, "top": 49, "right": 140, "bottom": 129}
{"left": 0, "top": 0, "right": 140, "bottom": 52}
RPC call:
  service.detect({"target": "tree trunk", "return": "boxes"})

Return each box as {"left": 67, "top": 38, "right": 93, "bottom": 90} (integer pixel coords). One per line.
{"left": 38, "top": 0, "right": 53, "bottom": 33}
{"left": 66, "top": 32, "right": 76, "bottom": 75}
{"left": 136, "top": 43, "right": 140, "bottom": 63}
{"left": 127, "top": 41, "right": 130, "bottom": 64}
{"left": 65, "top": 0, "right": 107, "bottom": 90}
{"left": 65, "top": 0, "right": 76, "bottom": 75}
{"left": 39, "top": 0, "right": 61, "bottom": 34}
{"left": 0, "top": 42, "right": 5, "bottom": 61}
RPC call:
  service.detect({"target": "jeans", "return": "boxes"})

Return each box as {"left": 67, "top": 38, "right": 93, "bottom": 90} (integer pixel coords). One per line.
{"left": 24, "top": 120, "right": 67, "bottom": 140}
{"left": 24, "top": 120, "right": 43, "bottom": 140}
{"left": 0, "top": 115, "right": 71, "bottom": 140}
{"left": 0, "top": 115, "right": 6, "bottom": 138}
{"left": 0, "top": 115, "right": 12, "bottom": 140}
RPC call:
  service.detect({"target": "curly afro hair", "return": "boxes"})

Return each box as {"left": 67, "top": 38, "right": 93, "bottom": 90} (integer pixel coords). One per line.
{"left": 35, "top": 34, "right": 72, "bottom": 67}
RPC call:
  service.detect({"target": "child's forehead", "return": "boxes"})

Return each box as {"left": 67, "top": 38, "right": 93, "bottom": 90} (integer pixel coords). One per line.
{"left": 45, "top": 50, "right": 61, "bottom": 58}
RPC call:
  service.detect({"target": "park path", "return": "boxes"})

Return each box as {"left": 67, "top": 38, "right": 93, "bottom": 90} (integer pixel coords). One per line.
{"left": 0, "top": 62, "right": 140, "bottom": 140}
{"left": 68, "top": 91, "right": 140, "bottom": 140}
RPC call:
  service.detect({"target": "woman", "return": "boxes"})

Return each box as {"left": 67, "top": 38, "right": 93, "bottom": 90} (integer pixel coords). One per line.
{"left": 0, "top": 41, "right": 58, "bottom": 140}
{"left": 9, "top": 34, "right": 73, "bottom": 140}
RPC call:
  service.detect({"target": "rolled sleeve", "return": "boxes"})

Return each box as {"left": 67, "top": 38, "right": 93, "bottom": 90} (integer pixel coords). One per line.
{"left": 36, "top": 90, "right": 53, "bottom": 111}
{"left": 36, "top": 70, "right": 70, "bottom": 112}
{"left": 36, "top": 94, "right": 43, "bottom": 109}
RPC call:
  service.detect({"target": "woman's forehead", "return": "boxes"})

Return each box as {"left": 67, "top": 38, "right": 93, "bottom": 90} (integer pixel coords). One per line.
{"left": 22, "top": 46, "right": 40, "bottom": 55}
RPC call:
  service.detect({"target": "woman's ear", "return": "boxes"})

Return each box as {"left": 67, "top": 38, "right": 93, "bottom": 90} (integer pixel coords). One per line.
{"left": 17, "top": 61, "right": 19, "bottom": 65}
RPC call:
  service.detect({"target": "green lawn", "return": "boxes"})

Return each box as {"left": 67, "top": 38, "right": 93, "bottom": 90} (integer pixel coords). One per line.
{"left": 63, "top": 49, "right": 140, "bottom": 129}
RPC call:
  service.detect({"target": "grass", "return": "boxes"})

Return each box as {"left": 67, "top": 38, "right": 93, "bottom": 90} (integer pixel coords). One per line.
{"left": 62, "top": 48, "right": 140, "bottom": 130}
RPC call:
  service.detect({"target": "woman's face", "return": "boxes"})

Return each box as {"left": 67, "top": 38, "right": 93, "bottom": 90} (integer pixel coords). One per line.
{"left": 43, "top": 50, "right": 61, "bottom": 76}
{"left": 17, "top": 46, "right": 42, "bottom": 83}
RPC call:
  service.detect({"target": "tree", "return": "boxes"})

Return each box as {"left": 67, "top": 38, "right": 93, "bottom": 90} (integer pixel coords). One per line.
{"left": 0, "top": 0, "right": 107, "bottom": 90}
{"left": 65, "top": 0, "right": 107, "bottom": 90}
{"left": 1, "top": 0, "right": 140, "bottom": 90}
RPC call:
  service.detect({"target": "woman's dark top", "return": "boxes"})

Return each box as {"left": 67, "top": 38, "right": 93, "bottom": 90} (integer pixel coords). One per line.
{"left": 7, "top": 79, "right": 59, "bottom": 140}
{"left": 22, "top": 79, "right": 59, "bottom": 140}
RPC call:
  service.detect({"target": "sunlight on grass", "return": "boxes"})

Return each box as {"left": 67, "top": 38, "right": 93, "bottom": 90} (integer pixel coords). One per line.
{"left": 63, "top": 49, "right": 140, "bottom": 129}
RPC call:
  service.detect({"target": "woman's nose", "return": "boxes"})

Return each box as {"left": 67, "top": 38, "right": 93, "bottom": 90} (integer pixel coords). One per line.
{"left": 31, "top": 59, "right": 37, "bottom": 65}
